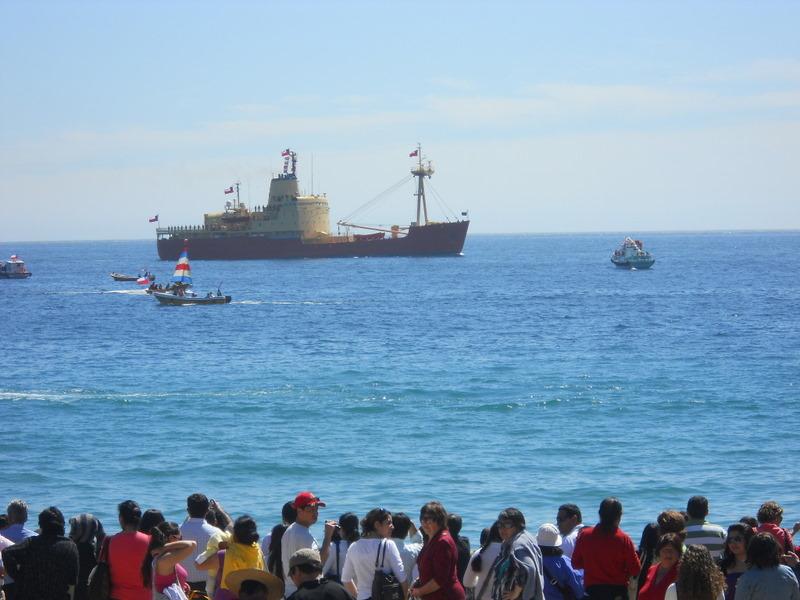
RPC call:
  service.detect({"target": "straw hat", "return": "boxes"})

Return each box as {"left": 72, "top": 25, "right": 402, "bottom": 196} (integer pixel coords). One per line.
{"left": 225, "top": 568, "right": 284, "bottom": 600}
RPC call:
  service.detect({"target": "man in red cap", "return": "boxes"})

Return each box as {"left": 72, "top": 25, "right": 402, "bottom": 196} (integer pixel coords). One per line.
{"left": 281, "top": 492, "right": 337, "bottom": 597}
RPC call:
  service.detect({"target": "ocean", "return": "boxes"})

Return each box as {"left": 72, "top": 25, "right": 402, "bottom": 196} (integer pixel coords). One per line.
{"left": 2, "top": 232, "right": 798, "bottom": 543}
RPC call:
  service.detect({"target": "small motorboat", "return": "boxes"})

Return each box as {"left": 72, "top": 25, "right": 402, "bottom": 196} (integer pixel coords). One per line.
{"left": 0, "top": 255, "right": 32, "bottom": 279}
{"left": 111, "top": 271, "right": 155, "bottom": 282}
{"left": 153, "top": 242, "right": 231, "bottom": 305}
{"left": 611, "top": 237, "right": 655, "bottom": 269}
{"left": 153, "top": 288, "right": 232, "bottom": 305}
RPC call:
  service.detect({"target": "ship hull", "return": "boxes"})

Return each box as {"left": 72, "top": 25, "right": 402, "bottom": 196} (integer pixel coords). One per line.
{"left": 157, "top": 221, "right": 469, "bottom": 261}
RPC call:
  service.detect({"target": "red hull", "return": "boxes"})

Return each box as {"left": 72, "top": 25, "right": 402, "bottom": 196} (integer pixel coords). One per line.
{"left": 157, "top": 221, "right": 469, "bottom": 261}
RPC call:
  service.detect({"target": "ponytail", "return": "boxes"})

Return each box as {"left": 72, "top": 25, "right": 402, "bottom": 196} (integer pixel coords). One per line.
{"left": 141, "top": 521, "right": 179, "bottom": 587}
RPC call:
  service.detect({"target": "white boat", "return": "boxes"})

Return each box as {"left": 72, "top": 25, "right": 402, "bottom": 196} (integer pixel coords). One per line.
{"left": 0, "top": 255, "right": 32, "bottom": 279}
{"left": 153, "top": 241, "right": 231, "bottom": 305}
{"left": 611, "top": 238, "right": 655, "bottom": 269}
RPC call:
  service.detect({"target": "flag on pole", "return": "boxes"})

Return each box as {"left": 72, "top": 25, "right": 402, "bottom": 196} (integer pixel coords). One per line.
{"left": 281, "top": 148, "right": 291, "bottom": 157}
{"left": 148, "top": 215, "right": 159, "bottom": 223}
{"left": 409, "top": 149, "right": 418, "bottom": 157}
{"left": 136, "top": 276, "right": 150, "bottom": 285}
{"left": 224, "top": 186, "right": 234, "bottom": 194}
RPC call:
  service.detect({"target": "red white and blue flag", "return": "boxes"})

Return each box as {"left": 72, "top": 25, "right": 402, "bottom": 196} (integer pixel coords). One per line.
{"left": 281, "top": 148, "right": 291, "bottom": 157}
{"left": 170, "top": 244, "right": 193, "bottom": 285}
{"left": 148, "top": 215, "right": 159, "bottom": 223}
{"left": 224, "top": 186, "right": 234, "bottom": 195}
{"left": 409, "top": 149, "right": 418, "bottom": 157}
{"left": 136, "top": 276, "right": 150, "bottom": 285}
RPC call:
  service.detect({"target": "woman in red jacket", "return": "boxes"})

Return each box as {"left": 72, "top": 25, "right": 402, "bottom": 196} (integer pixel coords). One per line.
{"left": 637, "top": 533, "right": 681, "bottom": 600}
{"left": 409, "top": 502, "right": 465, "bottom": 600}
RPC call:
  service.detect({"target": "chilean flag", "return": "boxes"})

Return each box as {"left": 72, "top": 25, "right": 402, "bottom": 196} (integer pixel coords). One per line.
{"left": 148, "top": 215, "right": 159, "bottom": 223}
{"left": 409, "top": 149, "right": 418, "bottom": 157}
{"left": 281, "top": 148, "right": 291, "bottom": 157}
{"left": 136, "top": 276, "right": 150, "bottom": 285}
{"left": 224, "top": 186, "right": 234, "bottom": 194}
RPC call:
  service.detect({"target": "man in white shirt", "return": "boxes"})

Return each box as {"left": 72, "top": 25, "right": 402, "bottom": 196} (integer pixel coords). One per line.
{"left": 556, "top": 503, "right": 584, "bottom": 559}
{"left": 282, "top": 492, "right": 336, "bottom": 597}
{"left": 179, "top": 493, "right": 221, "bottom": 592}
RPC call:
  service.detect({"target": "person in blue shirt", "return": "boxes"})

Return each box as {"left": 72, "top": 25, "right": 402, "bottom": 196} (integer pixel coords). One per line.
{"left": 535, "top": 523, "right": 584, "bottom": 600}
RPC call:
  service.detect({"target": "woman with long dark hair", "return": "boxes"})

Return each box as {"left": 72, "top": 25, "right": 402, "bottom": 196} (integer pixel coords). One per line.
{"left": 637, "top": 533, "right": 682, "bottom": 600}
{"left": 664, "top": 545, "right": 724, "bottom": 600}
{"left": 717, "top": 523, "right": 754, "bottom": 600}
{"left": 197, "top": 515, "right": 265, "bottom": 600}
{"left": 140, "top": 521, "right": 196, "bottom": 598}
{"left": 341, "top": 508, "right": 407, "bottom": 600}
{"left": 323, "top": 512, "right": 360, "bottom": 583}
{"left": 463, "top": 522, "right": 502, "bottom": 600}
{"left": 572, "top": 497, "right": 640, "bottom": 600}
{"left": 266, "top": 502, "right": 296, "bottom": 581}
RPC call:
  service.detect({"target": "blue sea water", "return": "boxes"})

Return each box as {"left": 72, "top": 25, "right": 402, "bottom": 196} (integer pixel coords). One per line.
{"left": 1, "top": 232, "right": 798, "bottom": 542}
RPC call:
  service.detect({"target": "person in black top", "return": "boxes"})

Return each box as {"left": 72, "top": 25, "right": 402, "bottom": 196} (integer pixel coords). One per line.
{"left": 1, "top": 506, "right": 79, "bottom": 600}
{"left": 287, "top": 548, "right": 355, "bottom": 600}
{"left": 68, "top": 513, "right": 106, "bottom": 600}
{"left": 447, "top": 513, "right": 472, "bottom": 581}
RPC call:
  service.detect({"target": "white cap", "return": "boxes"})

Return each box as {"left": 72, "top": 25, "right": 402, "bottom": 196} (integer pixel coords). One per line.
{"left": 536, "top": 523, "right": 562, "bottom": 547}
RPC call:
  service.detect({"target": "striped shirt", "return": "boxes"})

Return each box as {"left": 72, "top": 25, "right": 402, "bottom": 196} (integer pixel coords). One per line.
{"left": 684, "top": 519, "right": 726, "bottom": 559}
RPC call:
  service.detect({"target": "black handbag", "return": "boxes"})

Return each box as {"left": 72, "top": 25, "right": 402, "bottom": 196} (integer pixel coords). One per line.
{"left": 371, "top": 540, "right": 402, "bottom": 600}
{"left": 87, "top": 537, "right": 111, "bottom": 600}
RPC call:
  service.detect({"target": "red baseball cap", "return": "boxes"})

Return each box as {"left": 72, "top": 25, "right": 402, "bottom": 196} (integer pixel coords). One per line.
{"left": 293, "top": 491, "right": 326, "bottom": 509}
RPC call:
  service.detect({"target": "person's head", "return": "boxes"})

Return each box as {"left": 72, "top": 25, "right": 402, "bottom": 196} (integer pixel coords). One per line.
{"left": 292, "top": 492, "right": 326, "bottom": 527}
{"left": 0, "top": 514, "right": 9, "bottom": 529}
{"left": 38, "top": 506, "right": 65, "bottom": 536}
{"left": 282, "top": 501, "right": 298, "bottom": 526}
{"left": 118, "top": 500, "right": 141, "bottom": 529}
{"left": 720, "top": 523, "right": 755, "bottom": 569}
{"left": 138, "top": 509, "right": 165, "bottom": 534}
{"left": 331, "top": 511, "right": 358, "bottom": 544}
{"left": 447, "top": 514, "right": 463, "bottom": 537}
{"left": 639, "top": 522, "right": 660, "bottom": 561}
{"left": 233, "top": 515, "right": 259, "bottom": 545}
{"left": 391, "top": 512, "right": 412, "bottom": 540}
{"left": 657, "top": 510, "right": 686, "bottom": 541}
{"left": 142, "top": 522, "right": 181, "bottom": 586}
{"left": 6, "top": 500, "right": 28, "bottom": 525}
{"left": 419, "top": 501, "right": 448, "bottom": 537}
{"left": 756, "top": 501, "right": 783, "bottom": 525}
{"left": 471, "top": 521, "right": 502, "bottom": 573}
{"left": 536, "top": 523, "right": 562, "bottom": 548}
{"left": 497, "top": 507, "right": 526, "bottom": 541}
{"left": 187, "top": 493, "right": 210, "bottom": 518}
{"left": 556, "top": 503, "right": 582, "bottom": 536}
{"left": 361, "top": 508, "right": 393, "bottom": 539}
{"left": 747, "top": 532, "right": 781, "bottom": 569}
{"left": 675, "top": 545, "right": 725, "bottom": 600}
{"left": 739, "top": 516, "right": 758, "bottom": 528}
{"left": 239, "top": 580, "right": 269, "bottom": 600}
{"left": 598, "top": 497, "right": 623, "bottom": 532}
{"left": 288, "top": 548, "right": 323, "bottom": 587}
{"left": 655, "top": 533, "right": 683, "bottom": 570}
{"left": 686, "top": 496, "right": 709, "bottom": 520}
{"left": 69, "top": 513, "right": 105, "bottom": 546}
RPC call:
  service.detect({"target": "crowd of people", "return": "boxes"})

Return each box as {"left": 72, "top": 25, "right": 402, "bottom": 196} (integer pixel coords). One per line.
{"left": 1, "top": 494, "right": 799, "bottom": 600}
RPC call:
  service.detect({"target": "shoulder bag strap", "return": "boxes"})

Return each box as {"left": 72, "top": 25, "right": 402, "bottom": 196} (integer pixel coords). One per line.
{"left": 375, "top": 539, "right": 387, "bottom": 569}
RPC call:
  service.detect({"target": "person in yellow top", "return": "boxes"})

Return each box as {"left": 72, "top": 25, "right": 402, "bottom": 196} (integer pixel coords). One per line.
{"left": 197, "top": 516, "right": 266, "bottom": 599}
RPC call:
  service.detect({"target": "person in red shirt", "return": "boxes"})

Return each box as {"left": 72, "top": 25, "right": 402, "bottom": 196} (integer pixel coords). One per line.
{"left": 409, "top": 501, "right": 465, "bottom": 600}
{"left": 637, "top": 533, "right": 681, "bottom": 600}
{"left": 572, "top": 497, "right": 640, "bottom": 600}
{"left": 108, "top": 500, "right": 151, "bottom": 600}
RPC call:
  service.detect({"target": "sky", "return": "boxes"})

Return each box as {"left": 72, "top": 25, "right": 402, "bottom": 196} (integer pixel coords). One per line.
{"left": 1, "top": 0, "right": 799, "bottom": 241}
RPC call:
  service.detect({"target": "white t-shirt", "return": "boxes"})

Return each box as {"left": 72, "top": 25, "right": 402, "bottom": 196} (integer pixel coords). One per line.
{"left": 282, "top": 523, "right": 320, "bottom": 596}
{"left": 341, "top": 538, "right": 406, "bottom": 600}
{"left": 462, "top": 542, "right": 502, "bottom": 600}
{"left": 322, "top": 540, "right": 351, "bottom": 579}
{"left": 393, "top": 538, "right": 423, "bottom": 584}
{"left": 179, "top": 518, "right": 222, "bottom": 583}
{"left": 665, "top": 582, "right": 724, "bottom": 600}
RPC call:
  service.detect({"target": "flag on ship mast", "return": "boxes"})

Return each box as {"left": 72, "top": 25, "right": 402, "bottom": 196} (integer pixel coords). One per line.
{"left": 148, "top": 215, "right": 159, "bottom": 223}
{"left": 281, "top": 148, "right": 291, "bottom": 157}
{"left": 409, "top": 149, "right": 418, "bottom": 157}
{"left": 170, "top": 244, "right": 193, "bottom": 285}
{"left": 224, "top": 186, "right": 234, "bottom": 194}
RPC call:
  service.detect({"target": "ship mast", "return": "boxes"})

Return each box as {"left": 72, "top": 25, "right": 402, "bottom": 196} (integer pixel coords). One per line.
{"left": 411, "top": 143, "right": 434, "bottom": 226}
{"left": 235, "top": 181, "right": 241, "bottom": 209}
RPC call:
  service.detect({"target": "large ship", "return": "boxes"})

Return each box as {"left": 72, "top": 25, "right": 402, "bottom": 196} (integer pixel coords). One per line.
{"left": 156, "top": 147, "right": 469, "bottom": 260}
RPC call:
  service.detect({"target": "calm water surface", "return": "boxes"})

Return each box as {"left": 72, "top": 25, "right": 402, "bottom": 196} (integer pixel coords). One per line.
{"left": 2, "top": 233, "right": 798, "bottom": 541}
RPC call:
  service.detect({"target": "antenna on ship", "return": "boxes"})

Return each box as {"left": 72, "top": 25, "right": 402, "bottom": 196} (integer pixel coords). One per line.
{"left": 411, "top": 143, "right": 433, "bottom": 226}
{"left": 235, "top": 181, "right": 241, "bottom": 209}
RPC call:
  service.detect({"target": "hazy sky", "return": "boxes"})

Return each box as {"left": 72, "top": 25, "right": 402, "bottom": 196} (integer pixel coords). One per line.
{"left": 1, "top": 1, "right": 799, "bottom": 241}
